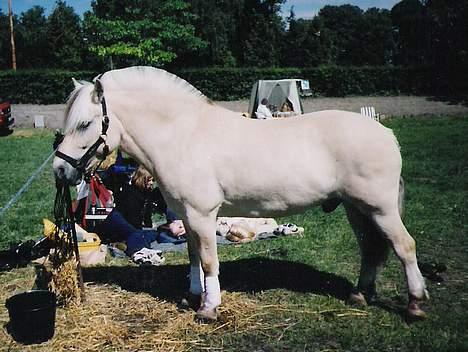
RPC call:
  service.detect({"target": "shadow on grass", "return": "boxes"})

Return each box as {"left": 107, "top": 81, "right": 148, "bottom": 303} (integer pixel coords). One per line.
{"left": 0, "top": 129, "right": 14, "bottom": 137}
{"left": 83, "top": 257, "right": 354, "bottom": 304}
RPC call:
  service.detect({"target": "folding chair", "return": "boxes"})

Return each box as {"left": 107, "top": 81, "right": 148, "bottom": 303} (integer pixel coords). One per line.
{"left": 360, "top": 106, "right": 380, "bottom": 122}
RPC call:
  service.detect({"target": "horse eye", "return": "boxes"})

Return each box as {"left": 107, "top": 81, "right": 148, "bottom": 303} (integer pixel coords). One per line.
{"left": 78, "top": 121, "right": 92, "bottom": 131}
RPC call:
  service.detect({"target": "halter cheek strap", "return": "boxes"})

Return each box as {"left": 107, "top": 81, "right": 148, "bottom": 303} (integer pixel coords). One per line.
{"left": 55, "top": 75, "right": 110, "bottom": 174}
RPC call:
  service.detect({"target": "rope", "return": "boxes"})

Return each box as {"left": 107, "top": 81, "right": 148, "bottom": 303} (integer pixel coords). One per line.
{"left": 53, "top": 180, "right": 86, "bottom": 301}
{"left": 0, "top": 149, "right": 56, "bottom": 218}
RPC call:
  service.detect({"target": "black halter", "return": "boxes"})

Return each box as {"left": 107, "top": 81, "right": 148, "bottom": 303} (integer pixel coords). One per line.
{"left": 55, "top": 77, "right": 110, "bottom": 174}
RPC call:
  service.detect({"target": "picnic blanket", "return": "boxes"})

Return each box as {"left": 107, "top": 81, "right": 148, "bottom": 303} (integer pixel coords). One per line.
{"left": 151, "top": 217, "right": 304, "bottom": 253}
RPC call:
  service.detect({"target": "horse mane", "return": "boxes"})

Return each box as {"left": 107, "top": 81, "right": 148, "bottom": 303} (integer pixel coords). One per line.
{"left": 101, "top": 66, "right": 213, "bottom": 105}
{"left": 64, "top": 66, "right": 213, "bottom": 133}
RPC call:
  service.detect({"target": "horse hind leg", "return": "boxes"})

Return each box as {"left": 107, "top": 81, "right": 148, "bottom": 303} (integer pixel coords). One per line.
{"left": 344, "top": 203, "right": 390, "bottom": 306}
{"left": 372, "top": 209, "right": 429, "bottom": 320}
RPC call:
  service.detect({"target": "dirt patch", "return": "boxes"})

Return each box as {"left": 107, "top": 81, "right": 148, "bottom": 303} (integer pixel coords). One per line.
{"left": 219, "top": 96, "right": 468, "bottom": 117}
{"left": 11, "top": 96, "right": 468, "bottom": 129}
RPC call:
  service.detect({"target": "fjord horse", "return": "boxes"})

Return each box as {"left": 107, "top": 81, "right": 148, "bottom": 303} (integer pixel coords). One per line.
{"left": 53, "top": 66, "right": 428, "bottom": 321}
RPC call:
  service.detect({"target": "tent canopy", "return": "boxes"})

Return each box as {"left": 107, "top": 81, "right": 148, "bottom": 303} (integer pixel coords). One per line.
{"left": 248, "top": 79, "right": 304, "bottom": 118}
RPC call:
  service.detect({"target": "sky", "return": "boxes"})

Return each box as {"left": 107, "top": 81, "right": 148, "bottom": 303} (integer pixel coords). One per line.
{"left": 1, "top": 0, "right": 401, "bottom": 18}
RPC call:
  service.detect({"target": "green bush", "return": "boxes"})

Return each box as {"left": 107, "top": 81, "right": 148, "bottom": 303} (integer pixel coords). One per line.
{"left": 0, "top": 66, "right": 435, "bottom": 104}
{"left": 0, "top": 70, "right": 96, "bottom": 104}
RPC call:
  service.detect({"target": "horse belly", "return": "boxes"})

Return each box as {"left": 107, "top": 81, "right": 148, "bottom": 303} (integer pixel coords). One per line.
{"left": 218, "top": 167, "right": 337, "bottom": 217}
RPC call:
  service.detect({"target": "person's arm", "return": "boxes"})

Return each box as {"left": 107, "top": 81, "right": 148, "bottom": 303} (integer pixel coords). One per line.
{"left": 115, "top": 186, "right": 144, "bottom": 229}
{"left": 150, "top": 187, "right": 167, "bottom": 215}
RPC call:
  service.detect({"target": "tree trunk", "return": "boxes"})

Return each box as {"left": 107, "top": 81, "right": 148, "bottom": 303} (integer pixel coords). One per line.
{"left": 8, "top": 0, "right": 17, "bottom": 70}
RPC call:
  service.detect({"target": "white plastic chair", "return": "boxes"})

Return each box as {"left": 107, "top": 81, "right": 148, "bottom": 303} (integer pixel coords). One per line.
{"left": 360, "top": 106, "right": 380, "bottom": 122}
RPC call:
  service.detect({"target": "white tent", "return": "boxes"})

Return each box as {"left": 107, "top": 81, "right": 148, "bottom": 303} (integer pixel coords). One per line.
{"left": 248, "top": 79, "right": 305, "bottom": 118}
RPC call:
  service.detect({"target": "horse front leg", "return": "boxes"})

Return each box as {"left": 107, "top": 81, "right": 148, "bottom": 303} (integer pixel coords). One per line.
{"left": 186, "top": 233, "right": 204, "bottom": 310}
{"left": 185, "top": 210, "right": 220, "bottom": 321}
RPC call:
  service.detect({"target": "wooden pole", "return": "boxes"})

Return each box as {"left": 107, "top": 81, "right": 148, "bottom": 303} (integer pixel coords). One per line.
{"left": 8, "top": 0, "right": 17, "bottom": 70}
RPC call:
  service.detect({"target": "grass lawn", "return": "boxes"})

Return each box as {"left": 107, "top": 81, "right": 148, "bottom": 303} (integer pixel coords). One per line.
{"left": 0, "top": 117, "right": 467, "bottom": 351}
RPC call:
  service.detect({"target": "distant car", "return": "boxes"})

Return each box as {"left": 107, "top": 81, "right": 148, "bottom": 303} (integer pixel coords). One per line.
{"left": 0, "top": 100, "right": 14, "bottom": 134}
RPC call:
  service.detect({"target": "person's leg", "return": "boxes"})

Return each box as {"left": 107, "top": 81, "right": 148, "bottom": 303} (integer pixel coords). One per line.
{"left": 126, "top": 229, "right": 158, "bottom": 256}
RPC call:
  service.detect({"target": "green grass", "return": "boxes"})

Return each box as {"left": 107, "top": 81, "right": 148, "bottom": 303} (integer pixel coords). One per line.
{"left": 0, "top": 118, "right": 467, "bottom": 351}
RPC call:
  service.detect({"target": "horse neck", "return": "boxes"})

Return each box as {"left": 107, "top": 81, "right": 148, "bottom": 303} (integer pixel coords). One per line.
{"left": 107, "top": 88, "right": 204, "bottom": 173}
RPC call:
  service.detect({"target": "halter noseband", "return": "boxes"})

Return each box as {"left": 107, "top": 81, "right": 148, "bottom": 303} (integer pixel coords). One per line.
{"left": 55, "top": 77, "right": 110, "bottom": 174}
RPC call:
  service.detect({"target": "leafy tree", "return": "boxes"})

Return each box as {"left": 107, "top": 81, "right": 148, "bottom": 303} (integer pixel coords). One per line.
{"left": 0, "top": 10, "right": 11, "bottom": 69}
{"left": 426, "top": 0, "right": 468, "bottom": 93}
{"left": 186, "top": 0, "right": 241, "bottom": 67}
{"left": 360, "top": 8, "right": 394, "bottom": 65}
{"left": 238, "top": 0, "right": 286, "bottom": 67}
{"left": 319, "top": 5, "right": 365, "bottom": 65}
{"left": 46, "top": 0, "right": 84, "bottom": 69}
{"left": 282, "top": 10, "right": 330, "bottom": 67}
{"left": 391, "top": 0, "right": 428, "bottom": 66}
{"left": 83, "top": 0, "right": 206, "bottom": 68}
{"left": 16, "top": 6, "right": 48, "bottom": 68}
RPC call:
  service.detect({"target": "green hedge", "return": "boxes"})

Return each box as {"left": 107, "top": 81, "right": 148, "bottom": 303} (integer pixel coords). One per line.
{"left": 0, "top": 66, "right": 435, "bottom": 104}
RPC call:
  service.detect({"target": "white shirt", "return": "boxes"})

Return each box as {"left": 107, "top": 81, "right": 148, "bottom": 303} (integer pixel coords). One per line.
{"left": 256, "top": 103, "right": 273, "bottom": 119}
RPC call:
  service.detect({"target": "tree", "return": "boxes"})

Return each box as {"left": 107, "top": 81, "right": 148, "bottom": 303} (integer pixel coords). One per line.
{"left": 46, "top": 0, "right": 84, "bottom": 69}
{"left": 360, "top": 8, "right": 394, "bottom": 65}
{"left": 391, "top": 0, "right": 428, "bottom": 66}
{"left": 319, "top": 5, "right": 365, "bottom": 65}
{"left": 281, "top": 10, "right": 330, "bottom": 67}
{"left": 426, "top": 0, "right": 468, "bottom": 93}
{"left": 238, "top": 0, "right": 286, "bottom": 67}
{"left": 0, "top": 10, "right": 11, "bottom": 69}
{"left": 83, "top": 0, "right": 206, "bottom": 68}
{"left": 185, "top": 0, "right": 241, "bottom": 67}
{"left": 16, "top": 6, "right": 48, "bottom": 68}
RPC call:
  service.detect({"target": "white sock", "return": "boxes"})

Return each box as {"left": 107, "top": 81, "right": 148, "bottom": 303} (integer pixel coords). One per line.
{"left": 204, "top": 276, "right": 221, "bottom": 309}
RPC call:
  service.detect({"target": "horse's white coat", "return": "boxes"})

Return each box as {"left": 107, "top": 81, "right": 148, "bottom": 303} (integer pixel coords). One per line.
{"left": 53, "top": 67, "right": 428, "bottom": 320}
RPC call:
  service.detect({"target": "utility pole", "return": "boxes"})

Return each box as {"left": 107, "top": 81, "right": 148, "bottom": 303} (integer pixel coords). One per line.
{"left": 8, "top": 0, "right": 17, "bottom": 70}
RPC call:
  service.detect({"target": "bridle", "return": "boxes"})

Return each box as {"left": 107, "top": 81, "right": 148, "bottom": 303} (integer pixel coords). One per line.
{"left": 55, "top": 77, "right": 110, "bottom": 174}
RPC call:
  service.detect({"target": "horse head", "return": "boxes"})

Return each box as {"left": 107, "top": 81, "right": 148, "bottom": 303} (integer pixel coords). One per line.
{"left": 53, "top": 77, "right": 122, "bottom": 184}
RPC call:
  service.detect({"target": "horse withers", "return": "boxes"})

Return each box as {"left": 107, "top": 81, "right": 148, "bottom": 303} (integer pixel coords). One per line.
{"left": 53, "top": 66, "right": 429, "bottom": 321}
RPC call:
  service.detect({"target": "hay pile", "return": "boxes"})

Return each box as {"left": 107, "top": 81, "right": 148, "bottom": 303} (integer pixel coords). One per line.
{"left": 0, "top": 265, "right": 276, "bottom": 351}
{"left": 47, "top": 258, "right": 81, "bottom": 306}
{"left": 1, "top": 264, "right": 368, "bottom": 351}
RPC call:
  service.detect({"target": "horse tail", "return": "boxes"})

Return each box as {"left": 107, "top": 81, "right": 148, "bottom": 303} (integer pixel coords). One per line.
{"left": 398, "top": 176, "right": 405, "bottom": 218}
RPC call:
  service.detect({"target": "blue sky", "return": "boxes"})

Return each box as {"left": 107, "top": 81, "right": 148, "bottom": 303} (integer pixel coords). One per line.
{"left": 1, "top": 0, "right": 401, "bottom": 18}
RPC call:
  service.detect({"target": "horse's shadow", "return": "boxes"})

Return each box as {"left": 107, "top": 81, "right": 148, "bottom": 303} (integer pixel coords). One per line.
{"left": 83, "top": 257, "right": 354, "bottom": 304}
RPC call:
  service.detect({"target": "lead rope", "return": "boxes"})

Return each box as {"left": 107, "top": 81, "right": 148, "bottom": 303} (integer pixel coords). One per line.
{"left": 53, "top": 180, "right": 86, "bottom": 302}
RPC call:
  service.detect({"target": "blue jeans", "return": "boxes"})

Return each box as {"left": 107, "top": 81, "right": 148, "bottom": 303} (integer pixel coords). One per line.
{"left": 100, "top": 209, "right": 157, "bottom": 256}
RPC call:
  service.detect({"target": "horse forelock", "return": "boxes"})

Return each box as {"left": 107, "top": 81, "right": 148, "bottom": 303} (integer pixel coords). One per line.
{"left": 100, "top": 66, "right": 213, "bottom": 105}
{"left": 64, "top": 82, "right": 98, "bottom": 134}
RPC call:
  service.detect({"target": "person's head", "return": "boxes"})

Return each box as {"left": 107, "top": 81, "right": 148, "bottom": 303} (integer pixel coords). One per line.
{"left": 280, "top": 101, "right": 292, "bottom": 112}
{"left": 260, "top": 98, "right": 269, "bottom": 106}
{"left": 132, "top": 166, "right": 154, "bottom": 190}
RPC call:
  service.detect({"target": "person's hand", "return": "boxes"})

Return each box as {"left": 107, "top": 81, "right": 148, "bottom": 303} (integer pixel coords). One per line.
{"left": 169, "top": 220, "right": 186, "bottom": 237}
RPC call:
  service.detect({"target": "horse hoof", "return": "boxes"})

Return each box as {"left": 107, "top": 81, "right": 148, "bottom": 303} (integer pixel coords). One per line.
{"left": 347, "top": 291, "right": 367, "bottom": 308}
{"left": 406, "top": 300, "right": 427, "bottom": 322}
{"left": 180, "top": 293, "right": 202, "bottom": 311}
{"left": 195, "top": 306, "right": 218, "bottom": 323}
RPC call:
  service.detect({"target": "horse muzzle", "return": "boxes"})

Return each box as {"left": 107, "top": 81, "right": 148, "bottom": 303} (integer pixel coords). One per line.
{"left": 53, "top": 157, "right": 82, "bottom": 185}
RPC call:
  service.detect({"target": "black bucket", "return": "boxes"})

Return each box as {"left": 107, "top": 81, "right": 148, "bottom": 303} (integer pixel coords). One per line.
{"left": 5, "top": 290, "right": 56, "bottom": 344}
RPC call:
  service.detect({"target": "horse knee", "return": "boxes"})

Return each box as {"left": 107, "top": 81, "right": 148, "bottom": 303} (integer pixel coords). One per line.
{"left": 394, "top": 236, "right": 417, "bottom": 264}
{"left": 198, "top": 251, "right": 219, "bottom": 276}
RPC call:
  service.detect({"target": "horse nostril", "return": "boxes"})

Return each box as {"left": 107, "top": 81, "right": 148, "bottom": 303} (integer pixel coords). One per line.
{"left": 56, "top": 166, "right": 66, "bottom": 178}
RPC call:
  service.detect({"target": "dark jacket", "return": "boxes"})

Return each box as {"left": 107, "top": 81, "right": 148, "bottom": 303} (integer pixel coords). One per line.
{"left": 115, "top": 184, "right": 167, "bottom": 229}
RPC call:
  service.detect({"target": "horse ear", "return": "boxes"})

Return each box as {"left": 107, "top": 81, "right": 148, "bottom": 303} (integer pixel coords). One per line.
{"left": 72, "top": 78, "right": 83, "bottom": 89}
{"left": 93, "top": 78, "right": 105, "bottom": 104}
